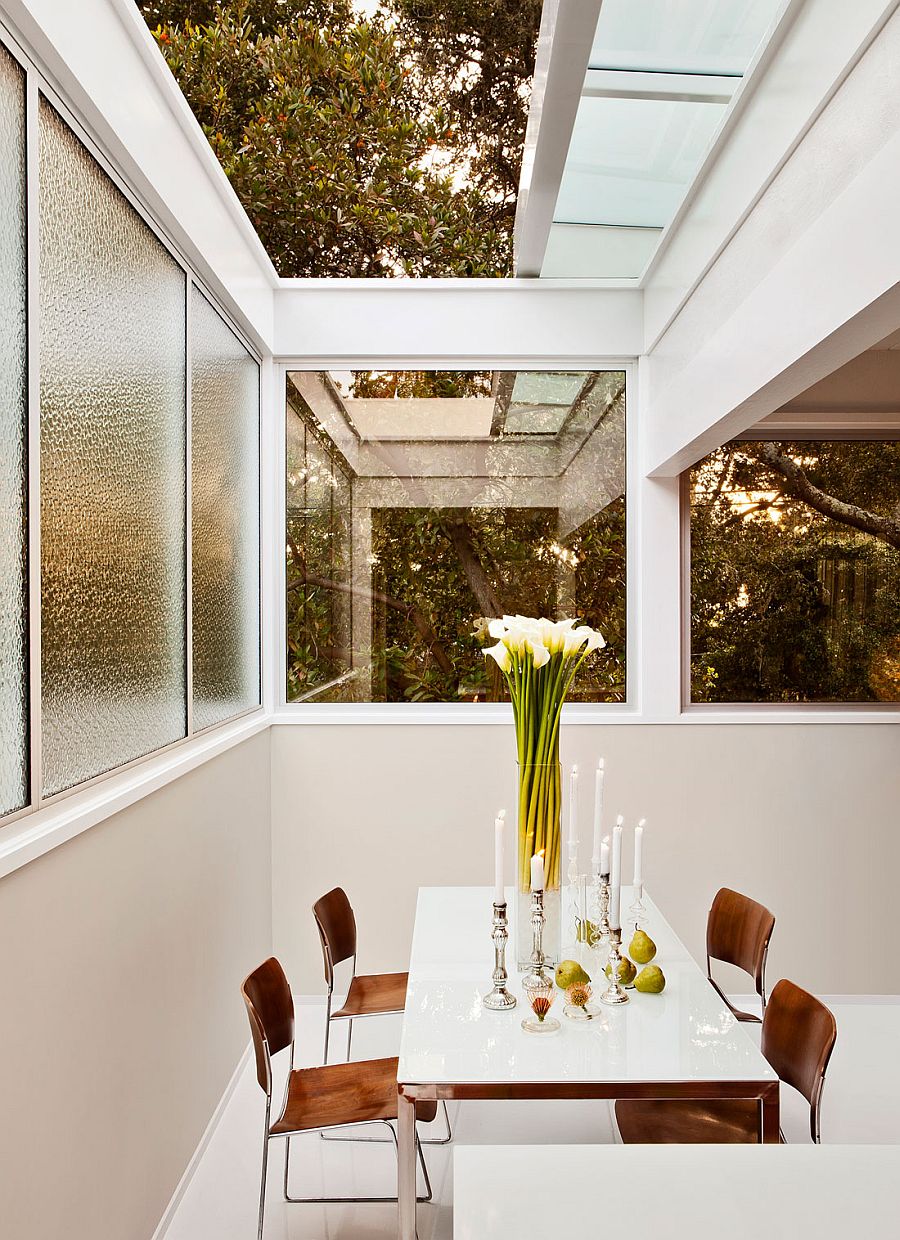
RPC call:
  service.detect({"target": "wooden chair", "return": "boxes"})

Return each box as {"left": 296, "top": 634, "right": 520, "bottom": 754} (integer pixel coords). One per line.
{"left": 313, "top": 886, "right": 452, "bottom": 1143}
{"left": 241, "top": 957, "right": 435, "bottom": 1240}
{"left": 615, "top": 979, "right": 837, "bottom": 1145}
{"left": 706, "top": 887, "right": 775, "bottom": 1022}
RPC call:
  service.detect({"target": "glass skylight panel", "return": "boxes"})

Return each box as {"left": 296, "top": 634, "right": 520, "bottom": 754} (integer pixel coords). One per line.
{"left": 504, "top": 372, "right": 589, "bottom": 435}
{"left": 555, "top": 95, "right": 727, "bottom": 228}
{"left": 590, "top": 0, "right": 785, "bottom": 76}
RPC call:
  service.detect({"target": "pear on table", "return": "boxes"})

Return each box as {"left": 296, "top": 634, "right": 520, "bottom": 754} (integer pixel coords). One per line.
{"left": 628, "top": 929, "right": 657, "bottom": 964}
{"left": 634, "top": 964, "right": 666, "bottom": 993}
{"left": 604, "top": 956, "right": 637, "bottom": 986}
{"left": 555, "top": 960, "right": 591, "bottom": 990}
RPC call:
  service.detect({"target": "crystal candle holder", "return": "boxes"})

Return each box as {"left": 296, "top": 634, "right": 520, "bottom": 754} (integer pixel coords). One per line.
{"left": 521, "top": 975, "right": 559, "bottom": 1034}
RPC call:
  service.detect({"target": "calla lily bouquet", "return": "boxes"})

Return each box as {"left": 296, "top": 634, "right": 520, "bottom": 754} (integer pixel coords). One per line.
{"left": 480, "top": 616, "right": 606, "bottom": 893}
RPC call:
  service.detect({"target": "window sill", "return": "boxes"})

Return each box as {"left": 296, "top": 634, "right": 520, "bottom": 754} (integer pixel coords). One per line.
{"left": 272, "top": 703, "right": 900, "bottom": 725}
{"left": 0, "top": 711, "right": 269, "bottom": 881}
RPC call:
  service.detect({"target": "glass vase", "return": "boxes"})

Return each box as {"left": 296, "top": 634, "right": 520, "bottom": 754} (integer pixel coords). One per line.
{"left": 516, "top": 760, "right": 562, "bottom": 970}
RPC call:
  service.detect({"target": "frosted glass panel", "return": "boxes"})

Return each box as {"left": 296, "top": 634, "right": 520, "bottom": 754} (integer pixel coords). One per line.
{"left": 39, "top": 101, "right": 186, "bottom": 796}
{"left": 590, "top": 0, "right": 784, "bottom": 75}
{"left": 190, "top": 288, "right": 260, "bottom": 730}
{"left": 556, "top": 95, "right": 726, "bottom": 227}
{"left": 0, "top": 47, "right": 28, "bottom": 817}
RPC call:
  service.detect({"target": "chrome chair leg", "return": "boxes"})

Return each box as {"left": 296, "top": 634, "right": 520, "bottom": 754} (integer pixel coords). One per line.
{"left": 258, "top": 1104, "right": 271, "bottom": 1240}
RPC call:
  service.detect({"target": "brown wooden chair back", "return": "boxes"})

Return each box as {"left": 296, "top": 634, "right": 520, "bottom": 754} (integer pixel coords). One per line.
{"left": 241, "top": 957, "right": 294, "bottom": 1092}
{"left": 762, "top": 978, "right": 837, "bottom": 1143}
{"left": 313, "top": 887, "right": 358, "bottom": 988}
{"left": 707, "top": 887, "right": 775, "bottom": 1003}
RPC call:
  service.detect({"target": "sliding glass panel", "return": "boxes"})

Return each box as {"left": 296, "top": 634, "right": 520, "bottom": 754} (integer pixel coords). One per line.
{"left": 190, "top": 287, "right": 260, "bottom": 730}
{"left": 39, "top": 100, "right": 186, "bottom": 796}
{"left": 0, "top": 47, "right": 28, "bottom": 816}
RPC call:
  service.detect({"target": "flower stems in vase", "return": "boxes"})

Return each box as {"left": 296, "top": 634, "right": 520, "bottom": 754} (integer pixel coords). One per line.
{"left": 480, "top": 615, "right": 607, "bottom": 970}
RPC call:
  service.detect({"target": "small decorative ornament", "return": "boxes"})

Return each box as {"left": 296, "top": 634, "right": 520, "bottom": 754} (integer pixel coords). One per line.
{"left": 564, "top": 980, "right": 597, "bottom": 1021}
{"left": 521, "top": 975, "right": 559, "bottom": 1034}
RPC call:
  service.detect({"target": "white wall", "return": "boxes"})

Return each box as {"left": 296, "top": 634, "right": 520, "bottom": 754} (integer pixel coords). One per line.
{"left": 0, "top": 731, "right": 271, "bottom": 1240}
{"left": 271, "top": 722, "right": 900, "bottom": 996}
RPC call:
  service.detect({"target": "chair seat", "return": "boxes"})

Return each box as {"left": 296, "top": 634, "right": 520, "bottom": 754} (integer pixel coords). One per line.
{"left": 615, "top": 1098, "right": 772, "bottom": 1144}
{"left": 271, "top": 1056, "right": 436, "bottom": 1135}
{"left": 333, "top": 971, "right": 408, "bottom": 1020}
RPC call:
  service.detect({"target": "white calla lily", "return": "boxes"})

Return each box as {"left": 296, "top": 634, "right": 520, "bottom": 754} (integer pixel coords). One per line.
{"left": 483, "top": 640, "right": 512, "bottom": 672}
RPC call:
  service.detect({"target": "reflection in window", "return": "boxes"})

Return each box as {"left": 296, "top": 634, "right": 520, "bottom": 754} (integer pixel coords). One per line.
{"left": 286, "top": 370, "right": 626, "bottom": 703}
{"left": 690, "top": 441, "right": 900, "bottom": 703}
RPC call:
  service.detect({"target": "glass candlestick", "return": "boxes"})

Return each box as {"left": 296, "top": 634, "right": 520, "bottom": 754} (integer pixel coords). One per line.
{"left": 628, "top": 881, "right": 648, "bottom": 929}
{"left": 521, "top": 974, "right": 559, "bottom": 1034}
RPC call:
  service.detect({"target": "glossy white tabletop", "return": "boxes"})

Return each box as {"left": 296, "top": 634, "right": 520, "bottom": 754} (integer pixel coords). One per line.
{"left": 453, "top": 1144, "right": 897, "bottom": 1240}
{"left": 398, "top": 886, "right": 776, "bottom": 1086}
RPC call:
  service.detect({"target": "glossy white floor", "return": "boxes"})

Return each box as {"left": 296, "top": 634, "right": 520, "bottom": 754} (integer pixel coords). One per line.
{"left": 161, "top": 998, "right": 900, "bottom": 1240}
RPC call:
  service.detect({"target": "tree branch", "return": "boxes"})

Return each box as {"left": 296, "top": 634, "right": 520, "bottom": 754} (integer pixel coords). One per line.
{"left": 754, "top": 442, "right": 900, "bottom": 551}
{"left": 439, "top": 516, "right": 504, "bottom": 617}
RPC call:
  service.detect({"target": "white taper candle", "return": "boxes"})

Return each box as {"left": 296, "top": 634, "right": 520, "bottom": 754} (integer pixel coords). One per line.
{"left": 633, "top": 819, "right": 644, "bottom": 889}
{"left": 568, "top": 764, "right": 579, "bottom": 860}
{"left": 609, "top": 817, "right": 623, "bottom": 929}
{"left": 530, "top": 850, "right": 545, "bottom": 892}
{"left": 592, "top": 758, "right": 605, "bottom": 867}
{"left": 494, "top": 810, "right": 506, "bottom": 904}
{"left": 600, "top": 835, "right": 610, "bottom": 878}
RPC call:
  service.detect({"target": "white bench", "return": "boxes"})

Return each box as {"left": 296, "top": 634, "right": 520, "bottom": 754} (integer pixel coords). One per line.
{"left": 453, "top": 1143, "right": 896, "bottom": 1239}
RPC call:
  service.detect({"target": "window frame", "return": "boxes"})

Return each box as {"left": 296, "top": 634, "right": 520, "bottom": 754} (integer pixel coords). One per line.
{"left": 681, "top": 432, "right": 900, "bottom": 715}
{"left": 0, "top": 17, "right": 265, "bottom": 829}
{"left": 275, "top": 359, "right": 637, "bottom": 722}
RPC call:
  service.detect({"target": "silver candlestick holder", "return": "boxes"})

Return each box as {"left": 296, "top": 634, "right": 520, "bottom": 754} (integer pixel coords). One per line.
{"left": 599, "top": 925, "right": 630, "bottom": 1006}
{"left": 483, "top": 901, "right": 517, "bottom": 1010}
{"left": 589, "top": 870, "right": 611, "bottom": 951}
{"left": 522, "top": 888, "right": 553, "bottom": 996}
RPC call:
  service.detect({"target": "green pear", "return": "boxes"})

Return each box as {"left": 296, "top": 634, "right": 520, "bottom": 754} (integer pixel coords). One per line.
{"left": 604, "top": 957, "right": 637, "bottom": 986}
{"left": 555, "top": 959, "right": 591, "bottom": 990}
{"left": 628, "top": 929, "right": 657, "bottom": 964}
{"left": 634, "top": 965, "right": 666, "bottom": 993}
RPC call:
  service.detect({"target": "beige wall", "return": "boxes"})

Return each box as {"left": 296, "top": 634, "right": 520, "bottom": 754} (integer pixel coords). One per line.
{"left": 271, "top": 722, "right": 900, "bottom": 995}
{"left": 0, "top": 730, "right": 271, "bottom": 1240}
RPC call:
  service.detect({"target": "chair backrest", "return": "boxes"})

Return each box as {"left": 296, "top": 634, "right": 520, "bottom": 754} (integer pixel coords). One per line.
{"left": 241, "top": 957, "right": 294, "bottom": 1093}
{"left": 707, "top": 887, "right": 775, "bottom": 999}
{"left": 313, "top": 887, "right": 358, "bottom": 988}
{"left": 762, "top": 978, "right": 837, "bottom": 1143}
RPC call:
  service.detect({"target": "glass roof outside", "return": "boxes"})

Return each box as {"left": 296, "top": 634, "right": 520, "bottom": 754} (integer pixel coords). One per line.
{"left": 543, "top": 0, "right": 786, "bottom": 279}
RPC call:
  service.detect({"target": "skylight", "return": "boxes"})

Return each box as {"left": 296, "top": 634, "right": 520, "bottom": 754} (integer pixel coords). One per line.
{"left": 532, "top": 0, "right": 786, "bottom": 279}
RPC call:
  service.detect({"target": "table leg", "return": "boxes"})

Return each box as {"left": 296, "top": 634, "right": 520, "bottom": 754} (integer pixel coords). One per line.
{"left": 398, "top": 1089, "right": 417, "bottom": 1240}
{"left": 760, "top": 1080, "right": 780, "bottom": 1143}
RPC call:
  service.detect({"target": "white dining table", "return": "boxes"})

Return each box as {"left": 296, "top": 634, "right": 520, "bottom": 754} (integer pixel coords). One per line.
{"left": 396, "top": 885, "right": 779, "bottom": 1240}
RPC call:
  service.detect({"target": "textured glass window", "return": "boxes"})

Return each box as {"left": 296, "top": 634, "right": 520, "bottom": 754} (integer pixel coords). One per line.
{"left": 0, "top": 47, "right": 28, "bottom": 816}
{"left": 39, "top": 101, "right": 187, "bottom": 796}
{"left": 190, "top": 288, "right": 260, "bottom": 729}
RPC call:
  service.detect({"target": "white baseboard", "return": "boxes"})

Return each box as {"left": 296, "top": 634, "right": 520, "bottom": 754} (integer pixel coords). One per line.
{"left": 150, "top": 1042, "right": 252, "bottom": 1240}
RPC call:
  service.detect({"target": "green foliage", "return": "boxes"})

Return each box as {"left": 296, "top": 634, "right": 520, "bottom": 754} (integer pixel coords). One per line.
{"left": 136, "top": 0, "right": 517, "bottom": 275}
{"left": 690, "top": 441, "right": 900, "bottom": 702}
